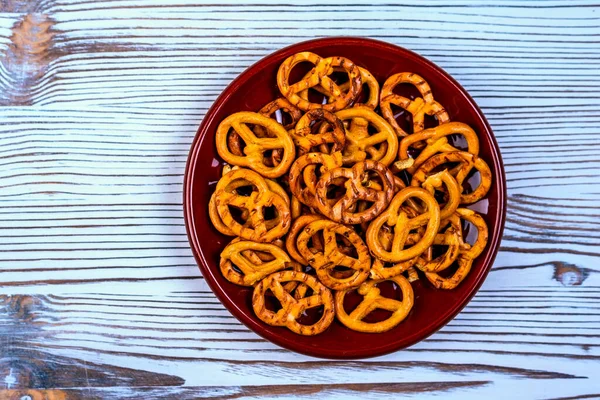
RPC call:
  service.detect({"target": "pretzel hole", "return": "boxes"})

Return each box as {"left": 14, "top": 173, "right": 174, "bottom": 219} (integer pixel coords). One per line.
{"left": 233, "top": 183, "right": 254, "bottom": 196}
{"left": 392, "top": 82, "right": 422, "bottom": 99}
{"left": 228, "top": 206, "right": 248, "bottom": 225}
{"left": 462, "top": 168, "right": 481, "bottom": 196}
{"left": 423, "top": 113, "right": 440, "bottom": 130}
{"left": 391, "top": 103, "right": 413, "bottom": 134}
{"left": 263, "top": 288, "right": 283, "bottom": 313}
{"left": 462, "top": 219, "right": 479, "bottom": 247}
{"left": 447, "top": 133, "right": 469, "bottom": 151}
{"left": 435, "top": 259, "right": 461, "bottom": 279}
{"left": 297, "top": 304, "right": 325, "bottom": 325}
{"left": 262, "top": 205, "right": 278, "bottom": 221}
{"left": 228, "top": 130, "right": 247, "bottom": 154}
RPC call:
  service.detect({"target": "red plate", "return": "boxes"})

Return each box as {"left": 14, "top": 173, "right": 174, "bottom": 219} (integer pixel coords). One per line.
{"left": 183, "top": 37, "right": 506, "bottom": 359}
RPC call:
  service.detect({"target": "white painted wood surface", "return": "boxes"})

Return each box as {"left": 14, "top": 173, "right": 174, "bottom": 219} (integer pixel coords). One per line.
{"left": 1, "top": 1, "right": 600, "bottom": 399}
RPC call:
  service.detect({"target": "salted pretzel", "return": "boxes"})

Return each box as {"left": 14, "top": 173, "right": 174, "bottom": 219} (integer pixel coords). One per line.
{"left": 285, "top": 214, "right": 325, "bottom": 265}
{"left": 425, "top": 208, "right": 489, "bottom": 289}
{"left": 335, "top": 275, "right": 414, "bottom": 333}
{"left": 292, "top": 109, "right": 346, "bottom": 155}
{"left": 288, "top": 152, "right": 343, "bottom": 208}
{"left": 411, "top": 151, "right": 492, "bottom": 204}
{"left": 220, "top": 240, "right": 292, "bottom": 286}
{"left": 212, "top": 168, "right": 291, "bottom": 242}
{"left": 277, "top": 52, "right": 362, "bottom": 112}
{"left": 297, "top": 219, "right": 371, "bottom": 290}
{"left": 380, "top": 72, "right": 450, "bottom": 137}
{"left": 335, "top": 106, "right": 399, "bottom": 167}
{"left": 252, "top": 270, "right": 335, "bottom": 335}
{"left": 366, "top": 187, "right": 441, "bottom": 262}
{"left": 398, "top": 122, "right": 479, "bottom": 173}
{"left": 314, "top": 160, "right": 395, "bottom": 225}
{"left": 419, "top": 170, "right": 461, "bottom": 220}
{"left": 216, "top": 111, "right": 295, "bottom": 178}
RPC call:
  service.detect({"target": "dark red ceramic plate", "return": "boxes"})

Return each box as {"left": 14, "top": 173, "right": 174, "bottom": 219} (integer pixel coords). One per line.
{"left": 184, "top": 37, "right": 506, "bottom": 359}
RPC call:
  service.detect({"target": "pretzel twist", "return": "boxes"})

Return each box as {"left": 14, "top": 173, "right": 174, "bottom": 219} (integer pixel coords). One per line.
{"left": 411, "top": 151, "right": 492, "bottom": 204}
{"left": 220, "top": 240, "right": 292, "bottom": 286}
{"left": 216, "top": 112, "right": 295, "bottom": 178}
{"left": 366, "top": 187, "right": 441, "bottom": 262}
{"left": 288, "top": 152, "right": 343, "bottom": 208}
{"left": 398, "top": 122, "right": 479, "bottom": 173}
{"left": 292, "top": 109, "right": 346, "bottom": 155}
{"left": 380, "top": 72, "right": 450, "bottom": 137}
{"left": 315, "top": 160, "right": 395, "bottom": 224}
{"left": 252, "top": 270, "right": 335, "bottom": 335}
{"left": 335, "top": 106, "right": 399, "bottom": 167}
{"left": 297, "top": 220, "right": 371, "bottom": 290}
{"left": 277, "top": 52, "right": 362, "bottom": 112}
{"left": 212, "top": 168, "right": 291, "bottom": 242}
{"left": 335, "top": 275, "right": 414, "bottom": 333}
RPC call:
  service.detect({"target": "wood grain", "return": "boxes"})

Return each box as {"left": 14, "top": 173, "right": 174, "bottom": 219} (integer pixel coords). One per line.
{"left": 1, "top": 0, "right": 600, "bottom": 398}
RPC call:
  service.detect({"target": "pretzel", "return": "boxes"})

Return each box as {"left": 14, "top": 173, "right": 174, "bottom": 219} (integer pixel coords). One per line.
{"left": 216, "top": 112, "right": 295, "bottom": 178}
{"left": 288, "top": 152, "right": 343, "bottom": 208}
{"left": 292, "top": 109, "right": 346, "bottom": 155}
{"left": 335, "top": 275, "right": 414, "bottom": 333}
{"left": 414, "top": 217, "right": 461, "bottom": 273}
{"left": 335, "top": 106, "right": 399, "bottom": 167}
{"left": 277, "top": 52, "right": 361, "bottom": 112}
{"left": 366, "top": 187, "right": 440, "bottom": 262}
{"left": 314, "top": 160, "right": 395, "bottom": 224}
{"left": 220, "top": 240, "right": 292, "bottom": 286}
{"left": 398, "top": 122, "right": 479, "bottom": 173}
{"left": 424, "top": 208, "right": 489, "bottom": 289}
{"left": 258, "top": 98, "right": 303, "bottom": 131}
{"left": 380, "top": 72, "right": 450, "bottom": 137}
{"left": 297, "top": 219, "right": 371, "bottom": 290}
{"left": 252, "top": 270, "right": 335, "bottom": 335}
{"left": 411, "top": 151, "right": 492, "bottom": 204}
{"left": 213, "top": 168, "right": 291, "bottom": 242}
{"left": 285, "top": 214, "right": 325, "bottom": 265}
{"left": 419, "top": 170, "right": 461, "bottom": 220}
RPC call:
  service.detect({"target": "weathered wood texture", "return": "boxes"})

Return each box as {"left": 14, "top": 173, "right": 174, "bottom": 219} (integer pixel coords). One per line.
{"left": 1, "top": 1, "right": 599, "bottom": 399}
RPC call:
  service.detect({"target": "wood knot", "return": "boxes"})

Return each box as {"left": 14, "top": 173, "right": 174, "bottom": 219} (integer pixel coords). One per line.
{"left": 1, "top": 13, "right": 56, "bottom": 105}
{"left": 553, "top": 262, "right": 588, "bottom": 286}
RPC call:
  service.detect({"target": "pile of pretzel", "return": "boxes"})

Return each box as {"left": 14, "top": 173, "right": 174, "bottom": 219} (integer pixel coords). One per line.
{"left": 209, "top": 51, "right": 491, "bottom": 335}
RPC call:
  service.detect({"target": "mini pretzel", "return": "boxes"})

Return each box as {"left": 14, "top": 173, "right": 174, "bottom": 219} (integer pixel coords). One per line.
{"left": 216, "top": 111, "right": 295, "bottom": 178}
{"left": 292, "top": 109, "right": 346, "bottom": 154}
{"left": 398, "top": 122, "right": 479, "bottom": 173}
{"left": 335, "top": 275, "right": 414, "bottom": 333}
{"left": 366, "top": 187, "right": 440, "bottom": 262}
{"left": 220, "top": 240, "right": 292, "bottom": 286}
{"left": 380, "top": 72, "right": 450, "bottom": 137}
{"left": 425, "top": 208, "right": 489, "bottom": 289}
{"left": 315, "top": 160, "right": 395, "bottom": 224}
{"left": 419, "top": 170, "right": 461, "bottom": 220}
{"left": 213, "top": 168, "right": 291, "bottom": 242}
{"left": 277, "top": 52, "right": 361, "bottom": 112}
{"left": 288, "top": 152, "right": 343, "bottom": 208}
{"left": 335, "top": 106, "right": 399, "bottom": 167}
{"left": 411, "top": 151, "right": 492, "bottom": 204}
{"left": 252, "top": 270, "right": 335, "bottom": 335}
{"left": 285, "top": 214, "right": 325, "bottom": 265}
{"left": 297, "top": 219, "right": 371, "bottom": 290}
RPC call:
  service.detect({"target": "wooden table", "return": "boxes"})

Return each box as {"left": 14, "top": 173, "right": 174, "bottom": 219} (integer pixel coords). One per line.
{"left": 1, "top": 1, "right": 599, "bottom": 399}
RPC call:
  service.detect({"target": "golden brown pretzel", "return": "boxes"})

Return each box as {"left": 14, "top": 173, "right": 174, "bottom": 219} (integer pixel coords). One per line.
{"left": 258, "top": 98, "right": 303, "bottom": 131}
{"left": 414, "top": 217, "right": 461, "bottom": 273}
{"left": 220, "top": 240, "right": 292, "bottom": 286}
{"left": 314, "top": 160, "right": 395, "bottom": 225}
{"left": 285, "top": 214, "right": 325, "bottom": 265}
{"left": 288, "top": 152, "right": 343, "bottom": 208}
{"left": 277, "top": 52, "right": 361, "bottom": 112}
{"left": 216, "top": 111, "right": 295, "bottom": 178}
{"left": 411, "top": 151, "right": 492, "bottom": 205}
{"left": 297, "top": 219, "right": 371, "bottom": 290}
{"left": 380, "top": 72, "right": 450, "bottom": 137}
{"left": 366, "top": 187, "right": 441, "bottom": 262}
{"left": 419, "top": 170, "right": 461, "bottom": 220}
{"left": 424, "top": 208, "right": 489, "bottom": 289}
{"left": 398, "top": 122, "right": 479, "bottom": 173}
{"left": 213, "top": 168, "right": 291, "bottom": 242}
{"left": 252, "top": 270, "right": 335, "bottom": 335}
{"left": 335, "top": 275, "right": 414, "bottom": 333}
{"left": 292, "top": 109, "right": 346, "bottom": 155}
{"left": 334, "top": 106, "right": 399, "bottom": 167}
